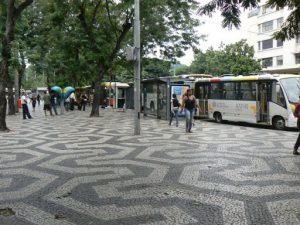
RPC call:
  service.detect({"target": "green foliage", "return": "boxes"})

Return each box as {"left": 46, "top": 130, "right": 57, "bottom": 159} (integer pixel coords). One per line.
{"left": 142, "top": 58, "right": 172, "bottom": 79}
{"left": 190, "top": 40, "right": 261, "bottom": 76}
{"left": 199, "top": 0, "right": 300, "bottom": 40}
{"left": 175, "top": 65, "right": 191, "bottom": 75}
{"left": 2, "top": 0, "right": 202, "bottom": 89}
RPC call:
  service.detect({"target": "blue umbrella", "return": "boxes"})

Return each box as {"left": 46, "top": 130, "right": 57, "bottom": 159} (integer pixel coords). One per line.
{"left": 63, "top": 86, "right": 75, "bottom": 98}
{"left": 51, "top": 86, "right": 62, "bottom": 94}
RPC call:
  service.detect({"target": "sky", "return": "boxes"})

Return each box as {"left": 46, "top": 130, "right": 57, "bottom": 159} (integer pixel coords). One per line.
{"left": 178, "top": 3, "right": 249, "bottom": 65}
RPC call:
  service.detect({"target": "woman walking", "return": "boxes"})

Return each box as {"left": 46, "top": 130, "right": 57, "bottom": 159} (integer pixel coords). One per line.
{"left": 169, "top": 94, "right": 180, "bottom": 127}
{"left": 182, "top": 89, "right": 196, "bottom": 133}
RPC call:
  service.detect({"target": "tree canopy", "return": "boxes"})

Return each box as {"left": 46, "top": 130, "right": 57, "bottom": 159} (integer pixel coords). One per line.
{"left": 198, "top": 0, "right": 300, "bottom": 40}
{"left": 189, "top": 40, "right": 261, "bottom": 76}
{"left": 0, "top": 0, "right": 202, "bottom": 129}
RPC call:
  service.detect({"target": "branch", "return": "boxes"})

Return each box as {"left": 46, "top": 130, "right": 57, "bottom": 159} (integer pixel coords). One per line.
{"left": 105, "top": 0, "right": 120, "bottom": 38}
{"left": 109, "top": 9, "right": 134, "bottom": 61}
{"left": 92, "top": 0, "right": 101, "bottom": 25}
{"left": 14, "top": 0, "right": 33, "bottom": 21}
{"left": 77, "top": 2, "right": 99, "bottom": 51}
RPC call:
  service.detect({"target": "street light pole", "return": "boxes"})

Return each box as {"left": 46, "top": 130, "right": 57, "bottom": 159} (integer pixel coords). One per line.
{"left": 134, "top": 0, "right": 141, "bottom": 135}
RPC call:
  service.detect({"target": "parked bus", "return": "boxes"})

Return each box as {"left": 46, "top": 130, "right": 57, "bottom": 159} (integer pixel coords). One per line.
{"left": 194, "top": 74, "right": 300, "bottom": 130}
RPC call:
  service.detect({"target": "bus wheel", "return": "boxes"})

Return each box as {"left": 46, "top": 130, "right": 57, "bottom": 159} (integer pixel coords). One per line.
{"left": 272, "top": 116, "right": 285, "bottom": 130}
{"left": 214, "top": 112, "right": 222, "bottom": 123}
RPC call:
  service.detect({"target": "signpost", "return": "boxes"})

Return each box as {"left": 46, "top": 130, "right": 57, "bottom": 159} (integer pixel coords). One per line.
{"left": 133, "top": 0, "right": 141, "bottom": 135}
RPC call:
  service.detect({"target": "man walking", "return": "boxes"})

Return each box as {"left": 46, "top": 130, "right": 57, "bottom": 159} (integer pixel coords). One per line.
{"left": 293, "top": 97, "right": 300, "bottom": 155}
{"left": 43, "top": 91, "right": 53, "bottom": 116}
{"left": 21, "top": 92, "right": 32, "bottom": 119}
{"left": 50, "top": 91, "right": 58, "bottom": 115}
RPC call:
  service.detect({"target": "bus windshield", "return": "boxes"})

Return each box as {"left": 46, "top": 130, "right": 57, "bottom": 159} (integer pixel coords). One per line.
{"left": 280, "top": 78, "right": 300, "bottom": 103}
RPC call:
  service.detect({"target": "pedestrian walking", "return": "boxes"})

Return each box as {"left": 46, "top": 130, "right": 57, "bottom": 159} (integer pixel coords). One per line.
{"left": 80, "top": 93, "right": 88, "bottom": 111}
{"left": 182, "top": 89, "right": 196, "bottom": 133}
{"left": 37, "top": 94, "right": 41, "bottom": 106}
{"left": 64, "top": 96, "right": 70, "bottom": 112}
{"left": 69, "top": 92, "right": 76, "bottom": 111}
{"left": 293, "top": 97, "right": 300, "bottom": 155}
{"left": 50, "top": 91, "right": 58, "bottom": 115}
{"left": 169, "top": 93, "right": 180, "bottom": 127}
{"left": 43, "top": 91, "right": 53, "bottom": 116}
{"left": 21, "top": 92, "right": 32, "bottom": 119}
{"left": 31, "top": 93, "right": 37, "bottom": 112}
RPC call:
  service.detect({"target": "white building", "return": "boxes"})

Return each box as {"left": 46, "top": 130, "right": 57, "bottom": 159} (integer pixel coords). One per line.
{"left": 247, "top": 1, "right": 300, "bottom": 74}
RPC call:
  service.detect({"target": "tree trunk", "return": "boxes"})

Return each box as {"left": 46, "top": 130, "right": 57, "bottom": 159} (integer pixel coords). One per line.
{"left": 14, "top": 69, "right": 19, "bottom": 113}
{"left": 0, "top": 63, "right": 8, "bottom": 130}
{"left": 90, "top": 63, "right": 105, "bottom": 117}
{"left": 7, "top": 84, "right": 15, "bottom": 115}
{"left": 0, "top": 35, "right": 10, "bottom": 131}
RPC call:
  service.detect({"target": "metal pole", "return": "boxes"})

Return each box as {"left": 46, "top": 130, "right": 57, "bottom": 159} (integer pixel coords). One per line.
{"left": 134, "top": 0, "right": 141, "bottom": 135}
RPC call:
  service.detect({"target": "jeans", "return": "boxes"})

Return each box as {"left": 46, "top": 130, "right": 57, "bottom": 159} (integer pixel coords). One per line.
{"left": 169, "top": 109, "right": 179, "bottom": 126}
{"left": 22, "top": 104, "right": 32, "bottom": 119}
{"left": 64, "top": 102, "right": 70, "bottom": 112}
{"left": 185, "top": 108, "right": 194, "bottom": 131}
{"left": 294, "top": 121, "right": 300, "bottom": 151}
{"left": 51, "top": 103, "right": 58, "bottom": 115}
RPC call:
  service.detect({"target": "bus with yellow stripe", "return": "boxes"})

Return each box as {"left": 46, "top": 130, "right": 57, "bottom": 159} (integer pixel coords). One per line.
{"left": 194, "top": 74, "right": 300, "bottom": 130}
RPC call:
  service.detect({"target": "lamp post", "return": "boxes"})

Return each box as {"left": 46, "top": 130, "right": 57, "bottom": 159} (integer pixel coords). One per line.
{"left": 133, "top": 0, "right": 141, "bottom": 135}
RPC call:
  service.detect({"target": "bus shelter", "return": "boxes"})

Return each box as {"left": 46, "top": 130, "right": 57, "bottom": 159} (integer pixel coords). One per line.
{"left": 142, "top": 79, "right": 168, "bottom": 120}
{"left": 142, "top": 75, "right": 200, "bottom": 120}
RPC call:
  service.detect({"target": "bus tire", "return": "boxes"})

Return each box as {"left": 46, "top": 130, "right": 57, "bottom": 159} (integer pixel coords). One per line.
{"left": 272, "top": 116, "right": 285, "bottom": 130}
{"left": 214, "top": 112, "right": 222, "bottom": 123}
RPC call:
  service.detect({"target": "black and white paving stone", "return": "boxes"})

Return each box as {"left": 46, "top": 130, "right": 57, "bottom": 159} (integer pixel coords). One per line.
{"left": 0, "top": 105, "right": 299, "bottom": 225}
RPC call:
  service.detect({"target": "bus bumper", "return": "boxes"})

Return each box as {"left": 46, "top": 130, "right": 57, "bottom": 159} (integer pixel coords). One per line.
{"left": 287, "top": 114, "right": 298, "bottom": 128}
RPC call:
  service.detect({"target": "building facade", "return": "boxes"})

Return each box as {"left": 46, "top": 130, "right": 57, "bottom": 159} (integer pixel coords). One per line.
{"left": 247, "top": 1, "right": 300, "bottom": 73}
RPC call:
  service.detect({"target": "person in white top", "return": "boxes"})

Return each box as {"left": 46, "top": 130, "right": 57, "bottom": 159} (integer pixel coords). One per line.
{"left": 21, "top": 92, "right": 32, "bottom": 119}
{"left": 69, "top": 92, "right": 76, "bottom": 111}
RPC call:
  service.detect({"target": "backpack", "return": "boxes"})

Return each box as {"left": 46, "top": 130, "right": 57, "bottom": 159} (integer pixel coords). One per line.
{"left": 172, "top": 98, "right": 180, "bottom": 107}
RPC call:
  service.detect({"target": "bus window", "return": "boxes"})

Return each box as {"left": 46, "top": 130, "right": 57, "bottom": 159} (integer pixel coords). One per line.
{"left": 210, "top": 83, "right": 223, "bottom": 99}
{"left": 275, "top": 84, "right": 286, "bottom": 108}
{"left": 223, "top": 82, "right": 235, "bottom": 100}
{"left": 239, "top": 82, "right": 256, "bottom": 101}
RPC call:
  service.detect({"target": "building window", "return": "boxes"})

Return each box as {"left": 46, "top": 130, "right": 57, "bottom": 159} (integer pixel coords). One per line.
{"left": 262, "top": 5, "right": 273, "bottom": 14}
{"left": 295, "top": 53, "right": 300, "bottom": 64}
{"left": 277, "top": 17, "right": 283, "bottom": 28}
{"left": 258, "top": 41, "right": 261, "bottom": 51}
{"left": 276, "top": 56, "right": 283, "bottom": 66}
{"left": 262, "top": 57, "right": 273, "bottom": 67}
{"left": 248, "top": 8, "right": 260, "bottom": 18}
{"left": 296, "top": 35, "right": 300, "bottom": 44}
{"left": 261, "top": 20, "right": 273, "bottom": 32}
{"left": 262, "top": 39, "right": 273, "bottom": 49}
{"left": 277, "top": 39, "right": 283, "bottom": 47}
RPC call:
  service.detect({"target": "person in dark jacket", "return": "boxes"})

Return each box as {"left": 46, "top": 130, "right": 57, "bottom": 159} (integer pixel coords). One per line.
{"left": 293, "top": 98, "right": 300, "bottom": 155}
{"left": 182, "top": 89, "right": 196, "bottom": 133}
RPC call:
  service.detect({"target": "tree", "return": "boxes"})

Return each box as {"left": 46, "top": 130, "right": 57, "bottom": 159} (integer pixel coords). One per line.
{"left": 0, "top": 0, "right": 33, "bottom": 131}
{"left": 22, "top": 0, "right": 201, "bottom": 117}
{"left": 198, "top": 0, "right": 300, "bottom": 40}
{"left": 190, "top": 40, "right": 261, "bottom": 76}
{"left": 142, "top": 58, "right": 171, "bottom": 79}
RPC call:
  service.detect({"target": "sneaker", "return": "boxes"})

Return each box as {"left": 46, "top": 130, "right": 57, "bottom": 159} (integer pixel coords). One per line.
{"left": 293, "top": 151, "right": 300, "bottom": 155}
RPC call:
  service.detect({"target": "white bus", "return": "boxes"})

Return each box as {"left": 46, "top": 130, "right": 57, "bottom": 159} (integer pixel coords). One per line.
{"left": 194, "top": 74, "right": 300, "bottom": 130}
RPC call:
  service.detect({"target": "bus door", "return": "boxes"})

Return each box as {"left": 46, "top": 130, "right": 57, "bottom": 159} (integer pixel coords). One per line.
{"left": 195, "top": 82, "right": 210, "bottom": 117}
{"left": 256, "top": 82, "right": 270, "bottom": 123}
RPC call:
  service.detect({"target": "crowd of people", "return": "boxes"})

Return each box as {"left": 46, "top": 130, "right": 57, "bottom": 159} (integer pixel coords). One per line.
{"left": 20, "top": 90, "right": 89, "bottom": 118}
